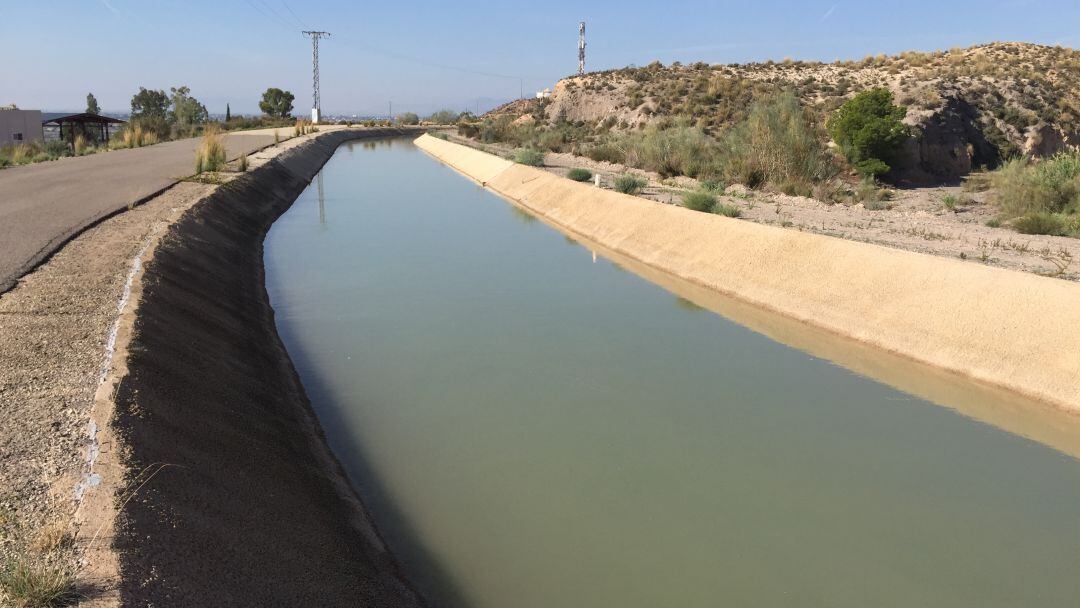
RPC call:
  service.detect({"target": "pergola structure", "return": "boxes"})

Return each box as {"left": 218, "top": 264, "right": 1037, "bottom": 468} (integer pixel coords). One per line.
{"left": 42, "top": 113, "right": 126, "bottom": 148}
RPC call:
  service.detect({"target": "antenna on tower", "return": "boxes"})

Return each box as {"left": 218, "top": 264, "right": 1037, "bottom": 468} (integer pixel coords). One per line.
{"left": 578, "top": 21, "right": 586, "bottom": 76}
{"left": 302, "top": 30, "right": 330, "bottom": 123}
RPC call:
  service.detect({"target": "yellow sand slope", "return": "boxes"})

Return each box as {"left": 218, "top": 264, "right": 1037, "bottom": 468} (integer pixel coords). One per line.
{"left": 415, "top": 134, "right": 1080, "bottom": 413}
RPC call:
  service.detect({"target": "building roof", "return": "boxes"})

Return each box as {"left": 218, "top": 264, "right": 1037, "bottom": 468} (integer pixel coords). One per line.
{"left": 41, "top": 112, "right": 126, "bottom": 125}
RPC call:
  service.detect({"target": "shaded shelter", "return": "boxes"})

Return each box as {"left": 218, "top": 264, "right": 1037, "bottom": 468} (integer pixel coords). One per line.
{"left": 42, "top": 112, "right": 126, "bottom": 148}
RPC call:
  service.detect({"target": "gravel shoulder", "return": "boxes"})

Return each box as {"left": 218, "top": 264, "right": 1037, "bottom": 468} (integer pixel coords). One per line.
{"left": 0, "top": 179, "right": 215, "bottom": 602}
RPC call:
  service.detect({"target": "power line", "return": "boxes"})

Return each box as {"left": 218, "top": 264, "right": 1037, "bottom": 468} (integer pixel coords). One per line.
{"left": 240, "top": 0, "right": 292, "bottom": 31}
{"left": 279, "top": 0, "right": 305, "bottom": 28}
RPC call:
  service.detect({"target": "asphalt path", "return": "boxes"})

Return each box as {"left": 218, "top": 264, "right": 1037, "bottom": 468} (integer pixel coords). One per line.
{"left": 0, "top": 129, "right": 280, "bottom": 292}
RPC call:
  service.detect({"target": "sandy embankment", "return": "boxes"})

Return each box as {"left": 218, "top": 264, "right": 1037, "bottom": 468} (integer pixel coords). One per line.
{"left": 415, "top": 133, "right": 1080, "bottom": 415}
{"left": 2, "top": 128, "right": 425, "bottom": 606}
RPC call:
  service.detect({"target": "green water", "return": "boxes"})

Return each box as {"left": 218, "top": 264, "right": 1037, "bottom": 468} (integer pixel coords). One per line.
{"left": 265, "top": 137, "right": 1080, "bottom": 608}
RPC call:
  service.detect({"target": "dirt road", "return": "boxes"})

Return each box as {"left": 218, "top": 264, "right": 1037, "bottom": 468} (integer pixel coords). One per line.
{"left": 0, "top": 129, "right": 282, "bottom": 293}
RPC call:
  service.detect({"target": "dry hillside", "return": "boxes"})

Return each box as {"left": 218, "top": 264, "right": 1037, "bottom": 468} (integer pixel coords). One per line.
{"left": 490, "top": 42, "right": 1079, "bottom": 184}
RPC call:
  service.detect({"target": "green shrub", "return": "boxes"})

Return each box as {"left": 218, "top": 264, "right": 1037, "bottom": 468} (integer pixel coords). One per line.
{"left": 991, "top": 151, "right": 1080, "bottom": 217}
{"left": 985, "top": 218, "right": 1002, "bottom": 228}
{"left": 714, "top": 203, "right": 742, "bottom": 217}
{"left": 584, "top": 141, "right": 626, "bottom": 164}
{"left": 699, "top": 179, "right": 726, "bottom": 192}
{"left": 827, "top": 88, "right": 908, "bottom": 177}
{"left": 1012, "top": 212, "right": 1067, "bottom": 235}
{"left": 616, "top": 124, "right": 723, "bottom": 178}
{"left": 681, "top": 190, "right": 717, "bottom": 212}
{"left": 566, "top": 168, "right": 593, "bottom": 182}
{"left": 513, "top": 148, "right": 544, "bottom": 166}
{"left": 44, "top": 141, "right": 70, "bottom": 158}
{"left": 942, "top": 194, "right": 958, "bottom": 210}
{"left": 717, "top": 92, "right": 835, "bottom": 187}
{"left": 613, "top": 174, "right": 647, "bottom": 194}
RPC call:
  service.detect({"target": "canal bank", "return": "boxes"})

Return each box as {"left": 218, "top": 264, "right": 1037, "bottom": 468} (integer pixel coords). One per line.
{"left": 414, "top": 134, "right": 1080, "bottom": 414}
{"left": 89, "top": 128, "right": 426, "bottom": 605}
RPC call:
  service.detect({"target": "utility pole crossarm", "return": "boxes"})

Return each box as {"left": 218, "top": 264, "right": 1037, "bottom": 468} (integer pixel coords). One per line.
{"left": 302, "top": 30, "right": 330, "bottom": 123}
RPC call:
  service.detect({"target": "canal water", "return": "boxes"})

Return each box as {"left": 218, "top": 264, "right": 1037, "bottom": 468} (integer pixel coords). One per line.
{"left": 265, "top": 137, "right": 1080, "bottom": 608}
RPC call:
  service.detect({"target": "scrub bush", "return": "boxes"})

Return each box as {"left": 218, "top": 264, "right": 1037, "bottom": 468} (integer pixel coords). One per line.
{"left": 991, "top": 151, "right": 1080, "bottom": 217}
{"left": 718, "top": 92, "right": 835, "bottom": 186}
{"left": 513, "top": 148, "right": 544, "bottom": 166}
{"left": 681, "top": 190, "right": 717, "bottom": 212}
{"left": 714, "top": 203, "right": 742, "bottom": 217}
{"left": 566, "top": 168, "right": 593, "bottom": 182}
{"left": 827, "top": 88, "right": 908, "bottom": 177}
{"left": 613, "top": 174, "right": 647, "bottom": 194}
{"left": 1011, "top": 212, "right": 1067, "bottom": 235}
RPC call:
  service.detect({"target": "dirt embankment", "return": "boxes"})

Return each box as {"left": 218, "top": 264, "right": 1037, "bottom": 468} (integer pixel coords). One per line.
{"left": 103, "top": 128, "right": 426, "bottom": 606}
{"left": 416, "top": 133, "right": 1080, "bottom": 415}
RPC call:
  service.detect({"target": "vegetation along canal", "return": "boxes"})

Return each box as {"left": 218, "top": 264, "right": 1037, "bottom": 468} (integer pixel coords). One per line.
{"left": 265, "top": 137, "right": 1080, "bottom": 608}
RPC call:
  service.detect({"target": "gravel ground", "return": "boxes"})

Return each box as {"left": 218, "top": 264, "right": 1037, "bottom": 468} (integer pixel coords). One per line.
{"left": 0, "top": 180, "right": 215, "bottom": 597}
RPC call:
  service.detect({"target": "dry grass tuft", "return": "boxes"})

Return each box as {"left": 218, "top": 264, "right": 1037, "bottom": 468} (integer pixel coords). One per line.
{"left": 0, "top": 556, "right": 78, "bottom": 608}
{"left": 194, "top": 125, "right": 227, "bottom": 174}
{"left": 28, "top": 523, "right": 69, "bottom": 555}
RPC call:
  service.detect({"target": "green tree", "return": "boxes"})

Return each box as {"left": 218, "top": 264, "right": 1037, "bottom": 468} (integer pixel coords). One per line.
{"left": 397, "top": 112, "right": 420, "bottom": 125}
{"left": 169, "top": 86, "right": 208, "bottom": 128}
{"left": 259, "top": 88, "right": 294, "bottom": 118}
{"left": 225, "top": 103, "right": 231, "bottom": 122}
{"left": 130, "top": 87, "right": 169, "bottom": 120}
{"left": 86, "top": 93, "right": 100, "bottom": 115}
{"left": 130, "top": 87, "right": 170, "bottom": 135}
{"left": 827, "top": 88, "right": 908, "bottom": 177}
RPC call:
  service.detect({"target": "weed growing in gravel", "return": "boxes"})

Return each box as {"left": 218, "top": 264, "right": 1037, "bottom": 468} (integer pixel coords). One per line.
{"left": 566, "top": 168, "right": 592, "bottom": 181}
{"left": 714, "top": 203, "right": 742, "bottom": 217}
{"left": 613, "top": 174, "right": 647, "bottom": 194}
{"left": 682, "top": 190, "right": 717, "bottom": 212}
{"left": 194, "top": 126, "right": 226, "bottom": 174}
{"left": 0, "top": 555, "right": 78, "bottom": 608}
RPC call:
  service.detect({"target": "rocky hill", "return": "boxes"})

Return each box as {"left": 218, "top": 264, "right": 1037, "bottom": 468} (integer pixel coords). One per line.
{"left": 491, "top": 42, "right": 1079, "bottom": 183}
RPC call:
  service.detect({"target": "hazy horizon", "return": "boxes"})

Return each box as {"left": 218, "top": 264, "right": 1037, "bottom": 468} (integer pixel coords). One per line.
{"left": 3, "top": 0, "right": 1077, "bottom": 116}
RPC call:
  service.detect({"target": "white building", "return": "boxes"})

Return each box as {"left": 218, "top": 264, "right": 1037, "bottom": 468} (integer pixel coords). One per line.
{"left": 0, "top": 106, "right": 44, "bottom": 145}
{"left": 535, "top": 88, "right": 552, "bottom": 100}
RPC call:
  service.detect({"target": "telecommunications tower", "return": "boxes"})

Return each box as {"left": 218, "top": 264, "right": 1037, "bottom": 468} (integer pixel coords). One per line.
{"left": 303, "top": 30, "right": 330, "bottom": 123}
{"left": 578, "top": 22, "right": 586, "bottom": 76}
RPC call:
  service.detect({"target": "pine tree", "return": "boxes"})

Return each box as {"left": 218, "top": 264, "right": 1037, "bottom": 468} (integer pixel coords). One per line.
{"left": 225, "top": 103, "right": 231, "bottom": 123}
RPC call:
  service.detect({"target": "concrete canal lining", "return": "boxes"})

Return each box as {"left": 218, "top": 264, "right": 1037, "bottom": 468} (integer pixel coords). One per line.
{"left": 104, "top": 128, "right": 426, "bottom": 606}
{"left": 415, "top": 133, "right": 1080, "bottom": 414}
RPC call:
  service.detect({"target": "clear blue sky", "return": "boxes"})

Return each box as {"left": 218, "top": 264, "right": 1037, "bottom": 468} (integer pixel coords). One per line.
{"left": 2, "top": 0, "right": 1076, "bottom": 116}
